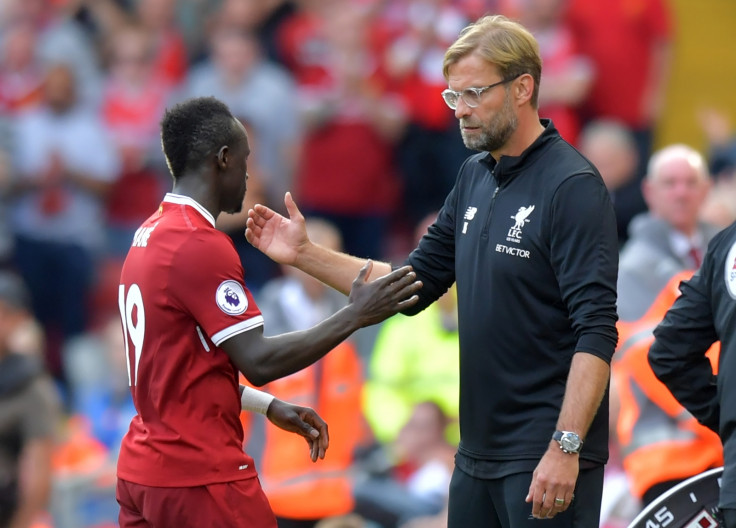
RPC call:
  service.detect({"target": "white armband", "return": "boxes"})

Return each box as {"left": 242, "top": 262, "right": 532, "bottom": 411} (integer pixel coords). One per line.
{"left": 240, "top": 385, "right": 275, "bottom": 415}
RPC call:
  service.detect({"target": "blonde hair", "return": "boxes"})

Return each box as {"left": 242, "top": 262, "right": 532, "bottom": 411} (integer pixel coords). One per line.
{"left": 443, "top": 15, "right": 542, "bottom": 108}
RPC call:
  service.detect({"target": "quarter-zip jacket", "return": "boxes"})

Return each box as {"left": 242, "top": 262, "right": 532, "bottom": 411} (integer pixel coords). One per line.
{"left": 404, "top": 120, "right": 618, "bottom": 468}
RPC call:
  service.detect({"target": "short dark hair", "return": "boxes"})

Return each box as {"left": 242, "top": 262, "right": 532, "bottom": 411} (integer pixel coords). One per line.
{"left": 160, "top": 97, "right": 240, "bottom": 180}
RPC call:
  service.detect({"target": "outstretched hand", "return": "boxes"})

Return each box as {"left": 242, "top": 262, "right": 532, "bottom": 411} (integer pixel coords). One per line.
{"left": 245, "top": 192, "right": 308, "bottom": 265}
{"left": 266, "top": 398, "right": 329, "bottom": 462}
{"left": 348, "top": 261, "right": 422, "bottom": 327}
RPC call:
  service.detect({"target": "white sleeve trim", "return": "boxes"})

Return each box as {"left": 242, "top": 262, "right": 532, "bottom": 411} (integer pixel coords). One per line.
{"left": 212, "top": 316, "right": 264, "bottom": 346}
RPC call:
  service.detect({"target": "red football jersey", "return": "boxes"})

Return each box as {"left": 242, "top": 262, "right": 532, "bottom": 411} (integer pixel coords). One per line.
{"left": 116, "top": 194, "right": 264, "bottom": 487}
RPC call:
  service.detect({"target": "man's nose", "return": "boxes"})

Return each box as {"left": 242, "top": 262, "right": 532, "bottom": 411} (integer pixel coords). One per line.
{"left": 455, "top": 98, "right": 472, "bottom": 119}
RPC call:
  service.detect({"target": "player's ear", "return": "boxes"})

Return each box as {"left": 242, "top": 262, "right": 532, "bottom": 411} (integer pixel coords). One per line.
{"left": 216, "top": 146, "right": 229, "bottom": 170}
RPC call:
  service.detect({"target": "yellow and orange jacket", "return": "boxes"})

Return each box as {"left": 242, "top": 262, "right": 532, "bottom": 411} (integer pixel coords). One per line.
{"left": 239, "top": 340, "right": 368, "bottom": 520}
{"left": 614, "top": 271, "right": 723, "bottom": 499}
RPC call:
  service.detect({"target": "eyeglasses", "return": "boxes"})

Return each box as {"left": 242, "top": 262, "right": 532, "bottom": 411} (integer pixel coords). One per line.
{"left": 441, "top": 74, "right": 521, "bottom": 109}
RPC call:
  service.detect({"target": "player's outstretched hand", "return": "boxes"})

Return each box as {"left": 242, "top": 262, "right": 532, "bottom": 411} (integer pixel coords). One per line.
{"left": 348, "top": 261, "right": 422, "bottom": 327}
{"left": 245, "top": 192, "right": 307, "bottom": 265}
{"left": 266, "top": 398, "right": 329, "bottom": 462}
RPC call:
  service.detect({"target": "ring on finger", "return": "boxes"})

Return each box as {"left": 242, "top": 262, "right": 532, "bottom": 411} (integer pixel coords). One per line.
{"left": 554, "top": 497, "right": 565, "bottom": 506}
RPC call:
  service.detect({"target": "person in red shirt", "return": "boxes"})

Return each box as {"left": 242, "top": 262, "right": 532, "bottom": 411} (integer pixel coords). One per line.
{"left": 566, "top": 0, "right": 673, "bottom": 241}
{"left": 115, "top": 96, "right": 422, "bottom": 528}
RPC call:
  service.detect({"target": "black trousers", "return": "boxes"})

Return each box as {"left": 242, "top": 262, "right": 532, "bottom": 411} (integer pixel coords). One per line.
{"left": 447, "top": 465, "right": 604, "bottom": 528}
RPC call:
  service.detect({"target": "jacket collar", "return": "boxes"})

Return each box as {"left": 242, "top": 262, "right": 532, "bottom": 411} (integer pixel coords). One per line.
{"left": 480, "top": 119, "right": 559, "bottom": 184}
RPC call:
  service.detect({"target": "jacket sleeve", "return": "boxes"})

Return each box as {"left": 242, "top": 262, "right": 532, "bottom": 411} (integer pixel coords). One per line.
{"left": 401, "top": 177, "right": 459, "bottom": 316}
{"left": 549, "top": 173, "right": 619, "bottom": 363}
{"left": 648, "top": 268, "right": 720, "bottom": 432}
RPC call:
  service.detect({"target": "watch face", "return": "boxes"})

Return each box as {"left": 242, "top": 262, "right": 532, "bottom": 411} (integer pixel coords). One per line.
{"left": 561, "top": 433, "right": 581, "bottom": 452}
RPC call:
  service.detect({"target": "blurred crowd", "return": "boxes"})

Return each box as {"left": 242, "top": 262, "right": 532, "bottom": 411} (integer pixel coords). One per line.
{"left": 1, "top": 0, "right": 736, "bottom": 527}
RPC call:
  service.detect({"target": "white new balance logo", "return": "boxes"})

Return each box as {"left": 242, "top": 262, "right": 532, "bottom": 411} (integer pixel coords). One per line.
{"left": 462, "top": 207, "right": 478, "bottom": 234}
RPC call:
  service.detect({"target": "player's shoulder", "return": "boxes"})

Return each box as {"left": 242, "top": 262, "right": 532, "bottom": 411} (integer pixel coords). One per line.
{"left": 171, "top": 225, "right": 236, "bottom": 266}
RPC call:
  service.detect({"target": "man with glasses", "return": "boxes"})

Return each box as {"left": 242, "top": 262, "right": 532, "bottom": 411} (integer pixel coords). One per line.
{"left": 246, "top": 15, "right": 618, "bottom": 528}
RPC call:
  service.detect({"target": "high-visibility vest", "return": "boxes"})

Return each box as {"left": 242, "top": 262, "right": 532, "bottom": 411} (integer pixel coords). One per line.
{"left": 614, "top": 272, "right": 723, "bottom": 499}
{"left": 240, "top": 340, "right": 367, "bottom": 520}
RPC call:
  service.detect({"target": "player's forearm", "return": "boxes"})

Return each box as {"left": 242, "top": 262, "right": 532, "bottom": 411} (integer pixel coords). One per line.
{"left": 295, "top": 242, "right": 393, "bottom": 296}
{"left": 239, "top": 306, "right": 364, "bottom": 385}
{"left": 554, "top": 352, "right": 610, "bottom": 440}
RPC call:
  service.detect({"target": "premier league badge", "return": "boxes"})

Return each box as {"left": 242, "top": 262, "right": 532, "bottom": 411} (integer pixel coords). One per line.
{"left": 216, "top": 280, "right": 248, "bottom": 315}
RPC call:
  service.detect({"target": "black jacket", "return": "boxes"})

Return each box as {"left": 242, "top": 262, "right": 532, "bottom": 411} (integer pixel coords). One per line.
{"left": 404, "top": 121, "right": 618, "bottom": 470}
{"left": 649, "top": 221, "right": 736, "bottom": 509}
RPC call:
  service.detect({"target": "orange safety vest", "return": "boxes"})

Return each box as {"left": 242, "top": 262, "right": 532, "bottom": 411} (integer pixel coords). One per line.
{"left": 614, "top": 272, "right": 723, "bottom": 499}
{"left": 240, "top": 340, "right": 367, "bottom": 520}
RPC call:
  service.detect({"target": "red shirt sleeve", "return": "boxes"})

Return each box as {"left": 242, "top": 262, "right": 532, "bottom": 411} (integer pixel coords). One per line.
{"left": 169, "top": 229, "right": 263, "bottom": 346}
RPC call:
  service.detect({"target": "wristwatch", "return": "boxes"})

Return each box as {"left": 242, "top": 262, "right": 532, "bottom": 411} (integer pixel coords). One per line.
{"left": 552, "top": 430, "right": 583, "bottom": 454}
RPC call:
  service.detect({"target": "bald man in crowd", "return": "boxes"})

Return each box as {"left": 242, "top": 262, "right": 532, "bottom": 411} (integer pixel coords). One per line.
{"left": 617, "top": 144, "right": 719, "bottom": 322}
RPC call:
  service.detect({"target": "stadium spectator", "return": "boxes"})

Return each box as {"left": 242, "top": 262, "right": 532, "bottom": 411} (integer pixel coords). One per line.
{"left": 0, "top": 20, "right": 45, "bottom": 114}
{"left": 354, "top": 401, "right": 456, "bottom": 528}
{"left": 278, "top": 1, "right": 407, "bottom": 260}
{"left": 100, "top": 22, "right": 171, "bottom": 258}
{"left": 7, "top": 63, "right": 120, "bottom": 384}
{"left": 599, "top": 375, "right": 640, "bottom": 528}
{"left": 62, "top": 312, "right": 136, "bottom": 454}
{"left": 245, "top": 218, "right": 368, "bottom": 528}
{"left": 380, "top": 0, "right": 472, "bottom": 228}
{"left": 700, "top": 182, "right": 736, "bottom": 230}
{"left": 0, "top": 116, "right": 15, "bottom": 267}
{"left": 696, "top": 107, "right": 736, "bottom": 228}
{"left": 0, "top": 271, "right": 61, "bottom": 528}
{"left": 1, "top": 0, "right": 103, "bottom": 108}
{"left": 578, "top": 120, "right": 640, "bottom": 245}
{"left": 698, "top": 106, "right": 736, "bottom": 181}
{"left": 566, "top": 0, "right": 673, "bottom": 167}
{"left": 81, "top": 0, "right": 188, "bottom": 86}
{"left": 183, "top": 24, "right": 300, "bottom": 213}
{"left": 363, "top": 284, "right": 459, "bottom": 446}
{"left": 613, "top": 271, "right": 723, "bottom": 506}
{"left": 201, "top": 0, "right": 297, "bottom": 64}
{"left": 617, "top": 144, "right": 717, "bottom": 322}
{"left": 566, "top": 0, "right": 674, "bottom": 238}
{"left": 362, "top": 212, "right": 460, "bottom": 446}
{"left": 516, "top": 0, "right": 593, "bottom": 146}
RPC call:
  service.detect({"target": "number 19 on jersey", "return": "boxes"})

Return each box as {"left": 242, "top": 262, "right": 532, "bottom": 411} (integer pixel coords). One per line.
{"left": 119, "top": 284, "right": 145, "bottom": 386}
